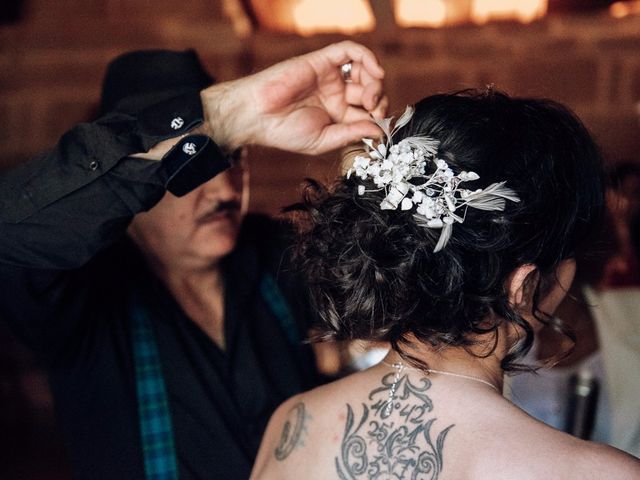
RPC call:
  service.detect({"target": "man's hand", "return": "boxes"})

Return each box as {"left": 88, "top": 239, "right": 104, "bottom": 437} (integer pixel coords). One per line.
{"left": 201, "top": 41, "right": 387, "bottom": 155}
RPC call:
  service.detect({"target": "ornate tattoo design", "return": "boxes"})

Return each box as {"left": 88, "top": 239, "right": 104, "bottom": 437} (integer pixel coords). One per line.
{"left": 336, "top": 372, "right": 454, "bottom": 480}
{"left": 274, "top": 402, "right": 310, "bottom": 461}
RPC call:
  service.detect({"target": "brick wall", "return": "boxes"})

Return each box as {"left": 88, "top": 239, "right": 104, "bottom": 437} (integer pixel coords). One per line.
{"left": 1, "top": 2, "right": 639, "bottom": 214}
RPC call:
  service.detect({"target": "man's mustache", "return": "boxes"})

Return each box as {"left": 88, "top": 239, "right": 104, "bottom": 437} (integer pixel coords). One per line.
{"left": 197, "top": 200, "right": 242, "bottom": 223}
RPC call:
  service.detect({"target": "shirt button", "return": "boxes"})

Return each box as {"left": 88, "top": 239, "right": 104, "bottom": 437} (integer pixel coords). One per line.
{"left": 170, "top": 116, "right": 185, "bottom": 130}
{"left": 182, "top": 142, "right": 197, "bottom": 156}
{"left": 89, "top": 161, "right": 99, "bottom": 171}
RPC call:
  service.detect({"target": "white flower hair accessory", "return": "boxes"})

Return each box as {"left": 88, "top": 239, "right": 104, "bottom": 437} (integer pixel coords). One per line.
{"left": 347, "top": 106, "right": 521, "bottom": 253}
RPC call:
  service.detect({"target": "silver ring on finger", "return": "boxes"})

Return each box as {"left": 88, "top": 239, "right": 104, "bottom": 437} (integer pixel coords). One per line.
{"left": 340, "top": 61, "right": 353, "bottom": 83}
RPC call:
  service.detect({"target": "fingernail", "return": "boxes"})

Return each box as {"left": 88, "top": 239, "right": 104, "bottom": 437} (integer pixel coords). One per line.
{"left": 372, "top": 95, "right": 379, "bottom": 105}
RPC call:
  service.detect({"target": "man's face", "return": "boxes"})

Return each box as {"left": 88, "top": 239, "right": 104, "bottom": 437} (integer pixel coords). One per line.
{"left": 128, "top": 157, "right": 248, "bottom": 271}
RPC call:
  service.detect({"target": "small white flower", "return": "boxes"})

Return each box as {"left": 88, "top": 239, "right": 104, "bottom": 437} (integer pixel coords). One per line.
{"left": 401, "top": 197, "right": 413, "bottom": 211}
{"left": 356, "top": 168, "right": 368, "bottom": 180}
{"left": 417, "top": 198, "right": 436, "bottom": 218}
{"left": 358, "top": 185, "right": 366, "bottom": 195}
{"left": 354, "top": 156, "right": 370, "bottom": 168}
{"left": 381, "top": 159, "right": 394, "bottom": 171}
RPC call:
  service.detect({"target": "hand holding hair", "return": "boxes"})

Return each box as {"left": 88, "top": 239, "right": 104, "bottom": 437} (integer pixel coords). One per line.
{"left": 201, "top": 41, "right": 388, "bottom": 154}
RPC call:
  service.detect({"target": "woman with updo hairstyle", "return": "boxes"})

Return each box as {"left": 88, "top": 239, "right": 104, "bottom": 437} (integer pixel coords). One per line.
{"left": 251, "top": 91, "right": 640, "bottom": 479}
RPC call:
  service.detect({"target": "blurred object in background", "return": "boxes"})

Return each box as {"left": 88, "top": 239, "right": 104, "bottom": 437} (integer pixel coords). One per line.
{"left": 0, "top": 322, "right": 71, "bottom": 479}
{"left": 393, "top": 0, "right": 548, "bottom": 28}
{"left": 311, "top": 340, "right": 346, "bottom": 378}
{"left": 347, "top": 340, "right": 389, "bottom": 372}
{"left": 610, "top": 0, "right": 640, "bottom": 18}
{"left": 606, "top": 162, "right": 640, "bottom": 287}
{"left": 471, "top": 0, "right": 547, "bottom": 24}
{"left": 565, "top": 368, "right": 600, "bottom": 439}
{"left": 549, "top": 0, "right": 615, "bottom": 13}
{"left": 311, "top": 338, "right": 389, "bottom": 378}
{"left": 581, "top": 286, "right": 640, "bottom": 456}
{"left": 0, "top": 0, "right": 25, "bottom": 24}
{"left": 393, "top": 0, "right": 449, "bottom": 28}
{"left": 245, "top": 0, "right": 640, "bottom": 34}
{"left": 248, "top": 0, "right": 376, "bottom": 35}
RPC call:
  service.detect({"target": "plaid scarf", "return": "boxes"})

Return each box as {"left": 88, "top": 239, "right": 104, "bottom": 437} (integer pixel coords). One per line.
{"left": 130, "top": 273, "right": 299, "bottom": 480}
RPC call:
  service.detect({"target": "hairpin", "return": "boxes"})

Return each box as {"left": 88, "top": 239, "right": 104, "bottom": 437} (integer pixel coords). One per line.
{"left": 347, "top": 106, "right": 520, "bottom": 252}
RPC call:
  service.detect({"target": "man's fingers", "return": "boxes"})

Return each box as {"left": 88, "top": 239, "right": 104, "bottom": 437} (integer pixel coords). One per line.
{"left": 345, "top": 83, "right": 365, "bottom": 107}
{"left": 344, "top": 78, "right": 383, "bottom": 111}
{"left": 340, "top": 55, "right": 385, "bottom": 91}
{"left": 370, "top": 95, "right": 389, "bottom": 120}
{"left": 360, "top": 50, "right": 385, "bottom": 80}
{"left": 341, "top": 105, "right": 377, "bottom": 126}
{"left": 362, "top": 80, "right": 383, "bottom": 111}
{"left": 315, "top": 119, "right": 383, "bottom": 154}
{"left": 319, "top": 41, "right": 385, "bottom": 80}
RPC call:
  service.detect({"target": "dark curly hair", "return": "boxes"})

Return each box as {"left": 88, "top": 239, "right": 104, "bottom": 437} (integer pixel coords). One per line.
{"left": 289, "top": 90, "right": 605, "bottom": 371}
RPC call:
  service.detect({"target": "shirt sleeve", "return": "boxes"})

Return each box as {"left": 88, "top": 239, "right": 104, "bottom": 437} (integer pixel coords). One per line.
{"left": 0, "top": 91, "right": 230, "bottom": 269}
{"left": 0, "top": 91, "right": 231, "bottom": 357}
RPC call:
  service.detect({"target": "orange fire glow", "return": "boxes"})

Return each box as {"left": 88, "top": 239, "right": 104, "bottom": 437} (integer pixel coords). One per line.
{"left": 394, "top": 0, "right": 448, "bottom": 28}
{"left": 292, "top": 0, "right": 375, "bottom": 36}
{"left": 471, "top": 0, "right": 547, "bottom": 24}
{"left": 610, "top": 1, "right": 640, "bottom": 18}
{"left": 393, "top": 0, "right": 548, "bottom": 29}
{"left": 251, "top": 0, "right": 551, "bottom": 35}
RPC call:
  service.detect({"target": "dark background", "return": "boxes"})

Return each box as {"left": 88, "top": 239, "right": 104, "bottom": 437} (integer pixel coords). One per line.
{"left": 1, "top": 1, "right": 639, "bottom": 478}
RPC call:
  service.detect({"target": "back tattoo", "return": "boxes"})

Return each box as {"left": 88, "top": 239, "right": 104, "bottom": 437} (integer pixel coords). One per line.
{"left": 274, "top": 402, "right": 310, "bottom": 461}
{"left": 336, "top": 372, "right": 454, "bottom": 480}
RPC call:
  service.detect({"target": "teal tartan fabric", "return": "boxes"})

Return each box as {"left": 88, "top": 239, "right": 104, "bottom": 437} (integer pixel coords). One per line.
{"left": 259, "top": 273, "right": 300, "bottom": 345}
{"left": 131, "top": 298, "right": 179, "bottom": 480}
{"left": 129, "top": 273, "right": 296, "bottom": 480}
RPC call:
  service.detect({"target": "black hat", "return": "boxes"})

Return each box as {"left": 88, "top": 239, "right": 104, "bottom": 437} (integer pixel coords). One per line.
{"left": 99, "top": 49, "right": 214, "bottom": 115}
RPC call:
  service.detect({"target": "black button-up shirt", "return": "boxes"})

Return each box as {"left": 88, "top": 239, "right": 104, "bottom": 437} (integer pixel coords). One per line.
{"left": 0, "top": 92, "right": 320, "bottom": 479}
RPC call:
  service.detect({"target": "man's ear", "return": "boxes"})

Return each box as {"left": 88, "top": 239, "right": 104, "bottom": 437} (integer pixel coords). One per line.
{"left": 506, "top": 264, "right": 538, "bottom": 307}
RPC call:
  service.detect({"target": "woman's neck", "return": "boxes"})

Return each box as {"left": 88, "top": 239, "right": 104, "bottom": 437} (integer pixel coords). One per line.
{"left": 383, "top": 332, "right": 508, "bottom": 393}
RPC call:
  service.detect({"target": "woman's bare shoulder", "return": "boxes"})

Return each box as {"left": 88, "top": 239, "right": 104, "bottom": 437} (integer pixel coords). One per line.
{"left": 471, "top": 405, "right": 640, "bottom": 480}
{"left": 572, "top": 441, "right": 640, "bottom": 479}
{"left": 250, "top": 378, "right": 359, "bottom": 480}
{"left": 250, "top": 394, "right": 305, "bottom": 479}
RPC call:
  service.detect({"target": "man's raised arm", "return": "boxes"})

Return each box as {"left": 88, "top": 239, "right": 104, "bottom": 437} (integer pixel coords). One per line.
{"left": 0, "top": 41, "right": 386, "bottom": 269}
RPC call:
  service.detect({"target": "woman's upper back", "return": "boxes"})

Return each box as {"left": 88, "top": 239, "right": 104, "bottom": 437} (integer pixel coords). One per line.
{"left": 251, "top": 366, "right": 640, "bottom": 480}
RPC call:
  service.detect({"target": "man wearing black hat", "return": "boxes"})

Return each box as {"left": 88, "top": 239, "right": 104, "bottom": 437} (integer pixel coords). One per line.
{"left": 0, "top": 42, "right": 386, "bottom": 479}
